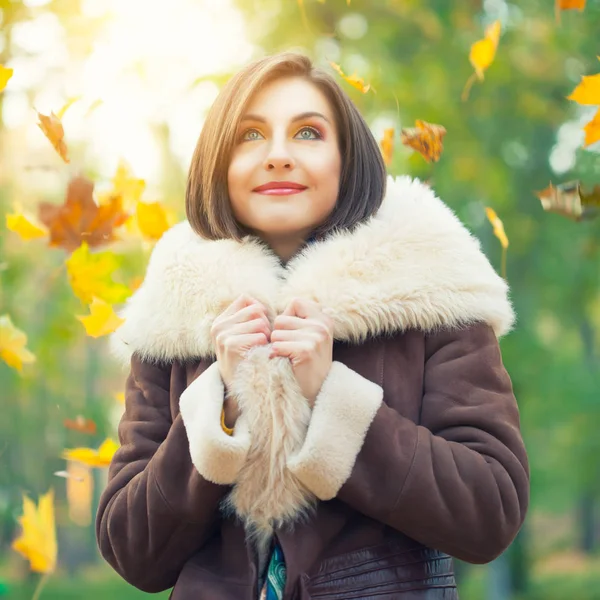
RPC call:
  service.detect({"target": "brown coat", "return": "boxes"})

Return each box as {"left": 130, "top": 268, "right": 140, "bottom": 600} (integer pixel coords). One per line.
{"left": 96, "top": 176, "right": 530, "bottom": 599}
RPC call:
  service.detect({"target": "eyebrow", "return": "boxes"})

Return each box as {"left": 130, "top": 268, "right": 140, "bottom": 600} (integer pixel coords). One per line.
{"left": 239, "top": 111, "right": 331, "bottom": 125}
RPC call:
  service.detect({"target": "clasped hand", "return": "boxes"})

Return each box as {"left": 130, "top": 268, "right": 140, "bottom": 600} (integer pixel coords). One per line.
{"left": 269, "top": 298, "right": 334, "bottom": 407}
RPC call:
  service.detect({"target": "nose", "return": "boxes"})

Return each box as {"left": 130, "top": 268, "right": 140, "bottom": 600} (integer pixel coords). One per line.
{"left": 263, "top": 136, "right": 295, "bottom": 171}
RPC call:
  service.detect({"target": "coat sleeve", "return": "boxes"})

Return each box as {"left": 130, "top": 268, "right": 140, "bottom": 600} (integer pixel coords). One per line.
{"left": 96, "top": 356, "right": 251, "bottom": 592}
{"left": 286, "top": 322, "right": 530, "bottom": 564}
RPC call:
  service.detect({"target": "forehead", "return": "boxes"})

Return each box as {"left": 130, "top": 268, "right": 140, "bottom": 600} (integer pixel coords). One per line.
{"left": 243, "top": 76, "right": 335, "bottom": 120}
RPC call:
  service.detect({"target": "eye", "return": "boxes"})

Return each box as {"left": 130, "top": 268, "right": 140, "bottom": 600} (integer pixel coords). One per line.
{"left": 295, "top": 126, "right": 322, "bottom": 140}
{"left": 240, "top": 128, "right": 263, "bottom": 142}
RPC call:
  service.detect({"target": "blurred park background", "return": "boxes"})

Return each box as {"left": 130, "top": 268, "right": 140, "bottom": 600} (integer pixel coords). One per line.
{"left": 1, "top": 0, "right": 599, "bottom": 598}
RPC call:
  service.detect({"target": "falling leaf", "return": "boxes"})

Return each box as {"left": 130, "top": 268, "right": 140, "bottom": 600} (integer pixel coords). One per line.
{"left": 136, "top": 201, "right": 171, "bottom": 241}
{"left": 76, "top": 297, "right": 125, "bottom": 338}
{"left": 5, "top": 212, "right": 48, "bottom": 240}
{"left": 583, "top": 108, "right": 600, "bottom": 146}
{"left": 379, "top": 128, "right": 394, "bottom": 166}
{"left": 485, "top": 207, "right": 509, "bottom": 279}
{"left": 567, "top": 72, "right": 600, "bottom": 106}
{"left": 114, "top": 392, "right": 125, "bottom": 404}
{"left": 63, "top": 415, "right": 97, "bottom": 435}
{"left": 11, "top": 489, "right": 57, "bottom": 573}
{"left": 62, "top": 438, "right": 119, "bottom": 467}
{"left": 38, "top": 176, "right": 130, "bottom": 253}
{"left": 555, "top": 0, "right": 586, "bottom": 24}
{"left": 462, "top": 20, "right": 501, "bottom": 101}
{"left": 0, "top": 64, "right": 14, "bottom": 93}
{"left": 56, "top": 96, "right": 82, "bottom": 120}
{"left": 37, "top": 111, "right": 70, "bottom": 163}
{"left": 329, "top": 61, "right": 372, "bottom": 94}
{"left": 0, "top": 315, "right": 36, "bottom": 372}
{"left": 97, "top": 160, "right": 146, "bottom": 212}
{"left": 400, "top": 120, "right": 447, "bottom": 163}
{"left": 535, "top": 181, "right": 600, "bottom": 221}
{"left": 66, "top": 243, "right": 132, "bottom": 305}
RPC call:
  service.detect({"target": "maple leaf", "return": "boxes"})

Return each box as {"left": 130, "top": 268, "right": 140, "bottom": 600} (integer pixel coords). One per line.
{"left": 12, "top": 489, "right": 57, "bottom": 574}
{"left": 66, "top": 243, "right": 132, "bottom": 305}
{"left": 0, "top": 314, "right": 36, "bottom": 372}
{"left": 76, "top": 297, "right": 125, "bottom": 338}
{"left": 38, "top": 176, "right": 130, "bottom": 253}
{"left": 400, "top": 120, "right": 447, "bottom": 163}
{"left": 567, "top": 72, "right": 600, "bottom": 106}
{"left": 0, "top": 64, "right": 14, "bottom": 93}
{"left": 535, "top": 181, "right": 600, "bottom": 221}
{"left": 37, "top": 111, "right": 70, "bottom": 163}
{"left": 379, "top": 128, "right": 394, "bottom": 166}
{"left": 462, "top": 20, "right": 501, "bottom": 101}
{"left": 63, "top": 415, "right": 97, "bottom": 435}
{"left": 62, "top": 438, "right": 119, "bottom": 467}
{"left": 6, "top": 211, "right": 48, "bottom": 241}
{"left": 329, "top": 61, "right": 372, "bottom": 94}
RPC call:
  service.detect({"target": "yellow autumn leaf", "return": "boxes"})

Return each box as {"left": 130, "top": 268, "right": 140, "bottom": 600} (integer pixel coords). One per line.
{"left": 136, "top": 200, "right": 171, "bottom": 241}
{"left": 56, "top": 96, "right": 82, "bottom": 120}
{"left": 0, "top": 64, "right": 14, "bottom": 92}
{"left": 62, "top": 438, "right": 119, "bottom": 467}
{"left": 462, "top": 20, "right": 501, "bottom": 101}
{"left": 114, "top": 392, "right": 125, "bottom": 404}
{"left": 567, "top": 73, "right": 600, "bottom": 106}
{"left": 98, "top": 160, "right": 146, "bottom": 212}
{"left": 6, "top": 212, "right": 48, "bottom": 241}
{"left": 329, "top": 61, "right": 372, "bottom": 94}
{"left": 485, "top": 207, "right": 508, "bottom": 279}
{"left": 12, "top": 489, "right": 57, "bottom": 574}
{"left": 37, "top": 111, "right": 70, "bottom": 163}
{"left": 66, "top": 243, "right": 132, "bottom": 305}
{"left": 76, "top": 297, "right": 125, "bottom": 338}
{"left": 583, "top": 108, "right": 600, "bottom": 147}
{"left": 0, "top": 314, "right": 36, "bottom": 372}
{"left": 485, "top": 207, "right": 509, "bottom": 248}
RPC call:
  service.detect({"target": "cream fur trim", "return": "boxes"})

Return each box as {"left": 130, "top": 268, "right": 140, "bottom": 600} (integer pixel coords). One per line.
{"left": 179, "top": 362, "right": 251, "bottom": 485}
{"left": 110, "top": 176, "right": 515, "bottom": 366}
{"left": 287, "top": 361, "right": 383, "bottom": 500}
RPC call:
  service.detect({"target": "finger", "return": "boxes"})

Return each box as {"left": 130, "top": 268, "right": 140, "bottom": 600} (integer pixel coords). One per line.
{"left": 222, "top": 293, "right": 256, "bottom": 317}
{"left": 272, "top": 315, "right": 306, "bottom": 330}
{"left": 270, "top": 340, "right": 312, "bottom": 359}
{"left": 227, "top": 332, "right": 269, "bottom": 353}
{"left": 282, "top": 298, "right": 321, "bottom": 319}
{"left": 270, "top": 328, "right": 316, "bottom": 342}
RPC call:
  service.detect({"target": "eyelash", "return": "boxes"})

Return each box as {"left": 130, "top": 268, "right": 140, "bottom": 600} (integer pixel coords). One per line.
{"left": 239, "top": 125, "right": 323, "bottom": 142}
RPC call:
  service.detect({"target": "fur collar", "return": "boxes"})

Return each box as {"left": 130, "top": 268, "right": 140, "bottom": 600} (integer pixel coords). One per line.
{"left": 110, "top": 176, "right": 514, "bottom": 366}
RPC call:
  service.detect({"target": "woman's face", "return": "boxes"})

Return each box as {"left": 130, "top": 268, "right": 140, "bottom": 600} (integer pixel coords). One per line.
{"left": 227, "top": 76, "right": 342, "bottom": 261}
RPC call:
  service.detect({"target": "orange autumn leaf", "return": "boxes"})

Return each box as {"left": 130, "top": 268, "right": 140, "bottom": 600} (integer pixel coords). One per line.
{"left": 38, "top": 176, "right": 130, "bottom": 253}
{"left": 62, "top": 438, "right": 119, "bottom": 468}
{"left": 400, "top": 120, "right": 447, "bottom": 163}
{"left": 37, "top": 111, "right": 70, "bottom": 163}
{"left": 12, "top": 489, "right": 57, "bottom": 574}
{"left": 462, "top": 20, "right": 501, "bottom": 101}
{"left": 379, "top": 128, "right": 394, "bottom": 166}
{"left": 567, "top": 59, "right": 600, "bottom": 147}
{"left": 329, "top": 61, "right": 372, "bottom": 94}
{"left": 63, "top": 415, "right": 97, "bottom": 435}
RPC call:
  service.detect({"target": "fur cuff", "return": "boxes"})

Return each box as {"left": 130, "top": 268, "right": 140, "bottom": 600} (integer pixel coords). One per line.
{"left": 179, "top": 362, "right": 251, "bottom": 485}
{"left": 286, "top": 361, "right": 383, "bottom": 500}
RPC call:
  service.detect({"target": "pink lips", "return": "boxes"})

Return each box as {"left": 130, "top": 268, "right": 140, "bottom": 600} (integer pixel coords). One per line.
{"left": 253, "top": 181, "right": 308, "bottom": 195}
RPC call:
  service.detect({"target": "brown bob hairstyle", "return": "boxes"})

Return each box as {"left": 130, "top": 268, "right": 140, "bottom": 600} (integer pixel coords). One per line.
{"left": 185, "top": 51, "right": 387, "bottom": 242}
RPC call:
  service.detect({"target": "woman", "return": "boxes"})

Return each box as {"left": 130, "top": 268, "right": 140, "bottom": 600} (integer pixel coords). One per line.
{"left": 97, "top": 51, "right": 530, "bottom": 599}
